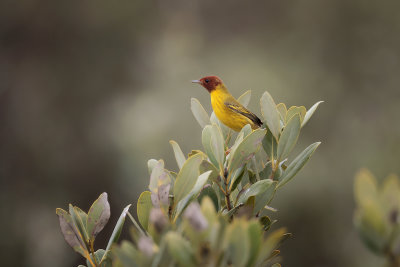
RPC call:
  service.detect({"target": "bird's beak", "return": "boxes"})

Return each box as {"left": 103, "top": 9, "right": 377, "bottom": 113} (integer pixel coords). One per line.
{"left": 191, "top": 79, "right": 201, "bottom": 84}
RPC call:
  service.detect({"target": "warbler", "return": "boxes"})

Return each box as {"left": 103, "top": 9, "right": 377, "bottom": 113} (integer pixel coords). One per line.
{"left": 192, "top": 76, "right": 262, "bottom": 132}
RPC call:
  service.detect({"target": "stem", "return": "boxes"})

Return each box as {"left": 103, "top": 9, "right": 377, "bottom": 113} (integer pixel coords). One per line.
{"left": 251, "top": 157, "right": 260, "bottom": 181}
{"left": 84, "top": 250, "right": 96, "bottom": 267}
{"left": 72, "top": 222, "right": 95, "bottom": 266}
{"left": 168, "top": 196, "right": 174, "bottom": 221}
{"left": 387, "top": 251, "right": 400, "bottom": 267}
{"left": 90, "top": 240, "right": 99, "bottom": 267}
{"left": 270, "top": 159, "right": 280, "bottom": 180}
{"left": 225, "top": 194, "right": 232, "bottom": 211}
{"left": 222, "top": 169, "right": 232, "bottom": 211}
{"left": 215, "top": 180, "right": 227, "bottom": 195}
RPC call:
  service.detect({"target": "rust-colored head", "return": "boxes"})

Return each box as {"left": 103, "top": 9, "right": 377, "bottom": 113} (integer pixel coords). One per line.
{"left": 192, "top": 76, "right": 223, "bottom": 93}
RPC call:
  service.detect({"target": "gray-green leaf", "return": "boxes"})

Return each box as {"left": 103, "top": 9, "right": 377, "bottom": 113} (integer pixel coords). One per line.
{"left": 56, "top": 208, "right": 87, "bottom": 257}
{"left": 254, "top": 181, "right": 277, "bottom": 214}
{"left": 277, "top": 142, "right": 321, "bottom": 188}
{"left": 237, "top": 90, "right": 251, "bottom": 107}
{"left": 260, "top": 91, "right": 281, "bottom": 140}
{"left": 102, "top": 204, "right": 131, "bottom": 263}
{"left": 87, "top": 192, "right": 110, "bottom": 241}
{"left": 262, "top": 130, "right": 277, "bottom": 160}
{"left": 277, "top": 114, "right": 301, "bottom": 161}
{"left": 169, "top": 140, "right": 186, "bottom": 169}
{"left": 165, "top": 232, "right": 196, "bottom": 267}
{"left": 210, "top": 124, "right": 225, "bottom": 169}
{"left": 174, "top": 170, "right": 212, "bottom": 220}
{"left": 174, "top": 153, "right": 205, "bottom": 204}
{"left": 202, "top": 125, "right": 220, "bottom": 168}
{"left": 191, "top": 98, "right": 210, "bottom": 128}
{"left": 302, "top": 101, "right": 323, "bottom": 127}
{"left": 237, "top": 180, "right": 275, "bottom": 205}
{"left": 228, "top": 129, "right": 266, "bottom": 175}
{"left": 137, "top": 191, "right": 152, "bottom": 231}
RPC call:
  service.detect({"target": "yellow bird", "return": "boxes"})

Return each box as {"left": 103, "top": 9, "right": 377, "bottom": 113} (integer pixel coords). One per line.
{"left": 192, "top": 76, "right": 262, "bottom": 132}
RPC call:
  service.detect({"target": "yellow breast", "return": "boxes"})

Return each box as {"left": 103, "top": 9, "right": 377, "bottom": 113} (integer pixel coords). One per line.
{"left": 210, "top": 90, "right": 254, "bottom": 132}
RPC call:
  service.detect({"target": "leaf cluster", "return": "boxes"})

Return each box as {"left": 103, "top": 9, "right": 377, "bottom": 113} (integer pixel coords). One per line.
{"left": 56, "top": 193, "right": 130, "bottom": 267}
{"left": 57, "top": 90, "right": 322, "bottom": 267}
{"left": 354, "top": 169, "right": 400, "bottom": 266}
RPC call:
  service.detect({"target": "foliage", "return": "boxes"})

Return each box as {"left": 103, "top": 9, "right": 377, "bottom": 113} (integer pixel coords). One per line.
{"left": 354, "top": 169, "right": 400, "bottom": 267}
{"left": 57, "top": 90, "right": 322, "bottom": 266}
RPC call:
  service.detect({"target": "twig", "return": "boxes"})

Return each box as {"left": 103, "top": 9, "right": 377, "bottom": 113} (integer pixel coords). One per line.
{"left": 222, "top": 169, "right": 232, "bottom": 211}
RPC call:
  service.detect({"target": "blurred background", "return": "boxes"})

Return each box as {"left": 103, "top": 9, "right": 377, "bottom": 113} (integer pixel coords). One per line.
{"left": 1, "top": 0, "right": 400, "bottom": 266}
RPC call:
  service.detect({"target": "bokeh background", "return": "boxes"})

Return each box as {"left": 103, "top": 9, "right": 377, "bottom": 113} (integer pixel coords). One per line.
{"left": 1, "top": 0, "right": 400, "bottom": 266}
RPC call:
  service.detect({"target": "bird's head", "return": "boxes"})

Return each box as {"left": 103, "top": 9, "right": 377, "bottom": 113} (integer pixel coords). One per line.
{"left": 192, "top": 76, "right": 223, "bottom": 93}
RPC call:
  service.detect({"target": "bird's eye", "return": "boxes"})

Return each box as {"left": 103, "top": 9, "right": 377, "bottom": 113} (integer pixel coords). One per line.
{"left": 205, "top": 79, "right": 210, "bottom": 83}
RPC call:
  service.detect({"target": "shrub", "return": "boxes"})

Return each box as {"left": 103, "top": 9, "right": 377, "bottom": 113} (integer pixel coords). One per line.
{"left": 57, "top": 90, "right": 322, "bottom": 267}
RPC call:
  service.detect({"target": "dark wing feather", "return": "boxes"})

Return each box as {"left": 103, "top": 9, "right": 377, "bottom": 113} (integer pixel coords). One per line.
{"left": 225, "top": 102, "right": 263, "bottom": 127}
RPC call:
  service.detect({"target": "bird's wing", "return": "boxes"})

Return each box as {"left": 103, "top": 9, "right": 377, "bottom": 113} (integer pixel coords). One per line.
{"left": 225, "top": 101, "right": 263, "bottom": 127}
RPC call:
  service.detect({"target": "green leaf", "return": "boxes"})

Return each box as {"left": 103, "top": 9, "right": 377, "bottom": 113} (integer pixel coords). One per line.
{"left": 276, "top": 103, "right": 287, "bottom": 123}
{"left": 228, "top": 131, "right": 244, "bottom": 163}
{"left": 248, "top": 170, "right": 257, "bottom": 184}
{"left": 354, "top": 202, "right": 389, "bottom": 254}
{"left": 260, "top": 91, "right": 281, "bottom": 140}
{"left": 237, "top": 180, "right": 275, "bottom": 205}
{"left": 87, "top": 249, "right": 111, "bottom": 267}
{"left": 210, "top": 124, "right": 225, "bottom": 169}
{"left": 277, "top": 114, "right": 301, "bottom": 161}
{"left": 202, "top": 125, "right": 219, "bottom": 168}
{"left": 210, "top": 112, "right": 231, "bottom": 141}
{"left": 137, "top": 191, "right": 152, "bottom": 231}
{"left": 240, "top": 124, "right": 252, "bottom": 138}
{"left": 246, "top": 221, "right": 262, "bottom": 267}
{"left": 285, "top": 106, "right": 306, "bottom": 124}
{"left": 354, "top": 169, "right": 378, "bottom": 208}
{"left": 259, "top": 216, "right": 272, "bottom": 231}
{"left": 262, "top": 130, "right": 277, "bottom": 160}
{"left": 174, "top": 170, "right": 212, "bottom": 221}
{"left": 147, "top": 159, "right": 158, "bottom": 176}
{"left": 230, "top": 166, "right": 246, "bottom": 192}
{"left": 259, "top": 162, "right": 273, "bottom": 180}
{"left": 191, "top": 98, "right": 210, "bottom": 128}
{"left": 174, "top": 153, "right": 205, "bottom": 204}
{"left": 228, "top": 129, "right": 266, "bottom": 175}
{"left": 224, "top": 220, "right": 250, "bottom": 267}
{"left": 169, "top": 140, "right": 186, "bottom": 169}
{"left": 73, "top": 207, "right": 88, "bottom": 227}
{"left": 381, "top": 174, "right": 400, "bottom": 215}
{"left": 237, "top": 90, "right": 251, "bottom": 107}
{"left": 200, "top": 160, "right": 219, "bottom": 183}
{"left": 101, "top": 204, "right": 131, "bottom": 263}
{"left": 56, "top": 208, "right": 87, "bottom": 257}
{"left": 87, "top": 192, "right": 110, "bottom": 241}
{"left": 302, "top": 101, "right": 323, "bottom": 127}
{"left": 277, "top": 142, "right": 321, "bottom": 188}
{"left": 69, "top": 205, "right": 89, "bottom": 243}
{"left": 254, "top": 181, "right": 277, "bottom": 214}
{"left": 198, "top": 185, "right": 219, "bottom": 212}
{"left": 165, "top": 232, "right": 196, "bottom": 267}
{"left": 200, "top": 196, "right": 218, "bottom": 223}
{"left": 113, "top": 241, "right": 140, "bottom": 267}
{"left": 256, "top": 228, "right": 287, "bottom": 265}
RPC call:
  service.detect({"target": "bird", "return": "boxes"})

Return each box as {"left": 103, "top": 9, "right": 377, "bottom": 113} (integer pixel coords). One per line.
{"left": 192, "top": 76, "right": 262, "bottom": 132}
